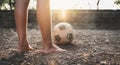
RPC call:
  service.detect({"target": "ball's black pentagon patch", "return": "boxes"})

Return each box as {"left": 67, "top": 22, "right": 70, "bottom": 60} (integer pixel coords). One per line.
{"left": 66, "top": 33, "right": 73, "bottom": 41}
{"left": 59, "top": 24, "right": 66, "bottom": 30}
{"left": 55, "top": 35, "right": 61, "bottom": 42}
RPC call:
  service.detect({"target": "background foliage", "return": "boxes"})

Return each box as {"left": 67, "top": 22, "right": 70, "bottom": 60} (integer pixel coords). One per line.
{"left": 0, "top": 0, "right": 120, "bottom": 10}
{"left": 0, "top": 0, "right": 15, "bottom": 10}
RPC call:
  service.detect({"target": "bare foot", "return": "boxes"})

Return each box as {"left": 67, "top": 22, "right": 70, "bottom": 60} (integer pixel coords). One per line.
{"left": 17, "top": 41, "right": 33, "bottom": 53}
{"left": 39, "top": 44, "right": 67, "bottom": 54}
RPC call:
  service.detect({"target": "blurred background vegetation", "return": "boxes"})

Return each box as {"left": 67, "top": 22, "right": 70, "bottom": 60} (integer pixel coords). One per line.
{"left": 0, "top": 0, "right": 120, "bottom": 10}
{"left": 0, "top": 0, "right": 15, "bottom": 10}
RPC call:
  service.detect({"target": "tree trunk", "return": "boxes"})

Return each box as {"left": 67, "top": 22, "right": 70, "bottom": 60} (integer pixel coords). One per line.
{"left": 9, "top": 0, "right": 12, "bottom": 10}
{"left": 97, "top": 0, "right": 101, "bottom": 10}
{"left": 0, "top": 0, "right": 4, "bottom": 10}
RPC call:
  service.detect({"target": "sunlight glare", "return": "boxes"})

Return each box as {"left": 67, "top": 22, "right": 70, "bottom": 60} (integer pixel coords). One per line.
{"left": 50, "top": 0, "right": 118, "bottom": 10}
{"left": 50, "top": 0, "right": 75, "bottom": 10}
{"left": 61, "top": 10, "right": 67, "bottom": 20}
{"left": 29, "top": 0, "right": 118, "bottom": 10}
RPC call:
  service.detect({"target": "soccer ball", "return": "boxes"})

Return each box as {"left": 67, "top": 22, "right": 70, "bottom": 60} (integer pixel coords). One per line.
{"left": 52, "top": 22, "right": 74, "bottom": 44}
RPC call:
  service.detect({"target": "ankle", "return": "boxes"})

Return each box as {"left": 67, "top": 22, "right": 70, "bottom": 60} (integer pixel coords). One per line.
{"left": 19, "top": 38, "right": 28, "bottom": 43}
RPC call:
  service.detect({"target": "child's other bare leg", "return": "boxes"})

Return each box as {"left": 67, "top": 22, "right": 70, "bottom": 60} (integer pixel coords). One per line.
{"left": 14, "top": 0, "right": 33, "bottom": 53}
{"left": 36, "top": 0, "right": 66, "bottom": 54}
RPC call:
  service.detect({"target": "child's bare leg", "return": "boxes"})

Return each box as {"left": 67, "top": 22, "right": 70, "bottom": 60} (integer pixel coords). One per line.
{"left": 14, "top": 0, "right": 33, "bottom": 53}
{"left": 36, "top": 0, "right": 66, "bottom": 54}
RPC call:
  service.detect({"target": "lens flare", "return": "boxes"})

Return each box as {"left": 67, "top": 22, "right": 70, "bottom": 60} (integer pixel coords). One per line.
{"left": 61, "top": 10, "right": 66, "bottom": 21}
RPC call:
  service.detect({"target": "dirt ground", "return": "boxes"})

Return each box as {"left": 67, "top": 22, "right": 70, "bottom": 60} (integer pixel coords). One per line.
{"left": 0, "top": 27, "right": 120, "bottom": 65}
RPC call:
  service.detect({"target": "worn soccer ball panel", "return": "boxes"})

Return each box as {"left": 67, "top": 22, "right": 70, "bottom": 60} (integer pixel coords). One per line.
{"left": 53, "top": 22, "right": 74, "bottom": 44}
